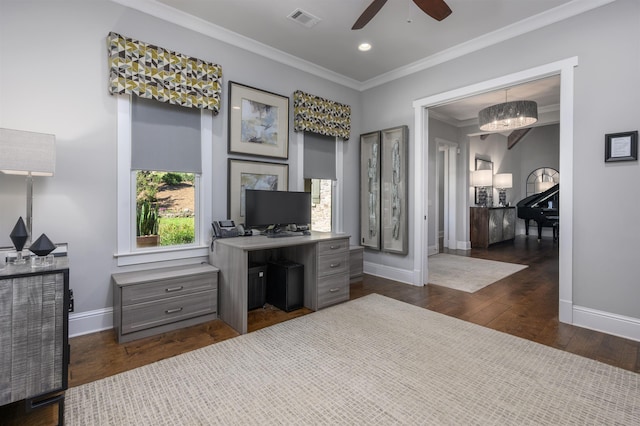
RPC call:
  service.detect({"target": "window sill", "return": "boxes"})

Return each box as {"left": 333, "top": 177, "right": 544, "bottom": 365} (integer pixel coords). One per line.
{"left": 114, "top": 245, "right": 209, "bottom": 266}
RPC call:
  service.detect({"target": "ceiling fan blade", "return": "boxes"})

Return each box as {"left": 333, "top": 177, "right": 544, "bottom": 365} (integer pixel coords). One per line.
{"left": 413, "top": 0, "right": 452, "bottom": 21}
{"left": 352, "top": 0, "right": 389, "bottom": 30}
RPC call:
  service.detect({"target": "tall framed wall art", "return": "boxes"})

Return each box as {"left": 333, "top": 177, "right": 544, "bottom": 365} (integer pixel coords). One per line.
{"left": 380, "top": 125, "right": 408, "bottom": 254}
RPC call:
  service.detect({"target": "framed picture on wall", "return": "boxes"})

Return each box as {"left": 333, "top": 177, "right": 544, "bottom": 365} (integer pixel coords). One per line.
{"left": 605, "top": 130, "right": 638, "bottom": 162}
{"left": 380, "top": 125, "right": 408, "bottom": 254}
{"left": 228, "top": 159, "right": 289, "bottom": 225}
{"left": 228, "top": 81, "right": 289, "bottom": 159}
{"left": 360, "top": 131, "right": 381, "bottom": 250}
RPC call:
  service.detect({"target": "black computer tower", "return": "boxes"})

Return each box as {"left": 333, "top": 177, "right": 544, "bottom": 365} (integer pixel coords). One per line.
{"left": 266, "top": 260, "right": 303, "bottom": 312}
{"left": 248, "top": 263, "right": 267, "bottom": 310}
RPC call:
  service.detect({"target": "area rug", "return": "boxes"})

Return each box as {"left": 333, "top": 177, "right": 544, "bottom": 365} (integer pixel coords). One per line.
{"left": 428, "top": 253, "right": 528, "bottom": 292}
{"left": 65, "top": 294, "right": 639, "bottom": 425}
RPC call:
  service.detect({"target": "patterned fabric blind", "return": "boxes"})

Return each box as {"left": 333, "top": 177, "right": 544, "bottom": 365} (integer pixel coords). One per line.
{"left": 293, "top": 91, "right": 351, "bottom": 140}
{"left": 107, "top": 32, "right": 222, "bottom": 114}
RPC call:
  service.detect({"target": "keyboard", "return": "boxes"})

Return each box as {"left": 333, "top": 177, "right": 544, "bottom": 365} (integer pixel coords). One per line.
{"left": 265, "top": 231, "right": 299, "bottom": 238}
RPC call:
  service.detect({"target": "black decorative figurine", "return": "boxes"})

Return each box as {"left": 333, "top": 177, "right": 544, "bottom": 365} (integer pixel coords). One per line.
{"left": 29, "top": 233, "right": 56, "bottom": 257}
{"left": 10, "top": 217, "right": 29, "bottom": 264}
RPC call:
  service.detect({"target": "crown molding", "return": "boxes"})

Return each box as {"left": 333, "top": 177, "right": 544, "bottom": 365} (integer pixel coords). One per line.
{"left": 109, "top": 0, "right": 362, "bottom": 90}
{"left": 111, "top": 0, "right": 615, "bottom": 92}
{"left": 360, "top": 0, "right": 616, "bottom": 90}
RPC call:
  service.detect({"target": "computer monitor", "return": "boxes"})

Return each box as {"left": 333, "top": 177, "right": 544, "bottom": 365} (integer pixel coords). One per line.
{"left": 245, "top": 189, "right": 311, "bottom": 230}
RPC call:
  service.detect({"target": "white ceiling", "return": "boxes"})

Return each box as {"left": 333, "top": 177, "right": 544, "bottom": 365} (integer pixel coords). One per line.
{"left": 117, "top": 0, "right": 612, "bottom": 125}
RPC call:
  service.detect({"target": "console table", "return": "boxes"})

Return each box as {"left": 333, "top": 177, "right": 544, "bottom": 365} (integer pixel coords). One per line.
{"left": 0, "top": 256, "right": 69, "bottom": 424}
{"left": 470, "top": 207, "right": 516, "bottom": 248}
{"left": 210, "top": 232, "right": 350, "bottom": 334}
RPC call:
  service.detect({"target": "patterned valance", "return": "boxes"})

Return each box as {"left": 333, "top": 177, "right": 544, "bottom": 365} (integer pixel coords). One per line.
{"left": 293, "top": 91, "right": 351, "bottom": 140}
{"left": 107, "top": 32, "right": 222, "bottom": 114}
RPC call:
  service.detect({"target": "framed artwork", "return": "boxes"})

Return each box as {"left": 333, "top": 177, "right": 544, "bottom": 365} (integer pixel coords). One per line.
{"left": 605, "top": 130, "right": 638, "bottom": 162}
{"left": 380, "top": 125, "right": 408, "bottom": 254}
{"left": 359, "top": 131, "right": 381, "bottom": 250}
{"left": 228, "top": 81, "right": 289, "bottom": 159}
{"left": 474, "top": 158, "right": 493, "bottom": 206}
{"left": 228, "top": 159, "right": 289, "bottom": 225}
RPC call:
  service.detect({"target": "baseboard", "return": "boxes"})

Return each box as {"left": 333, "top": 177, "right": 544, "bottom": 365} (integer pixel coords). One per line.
{"left": 69, "top": 307, "right": 114, "bottom": 338}
{"left": 457, "top": 240, "right": 471, "bottom": 250}
{"left": 427, "top": 245, "right": 438, "bottom": 256}
{"left": 363, "top": 261, "right": 416, "bottom": 286}
{"left": 572, "top": 305, "right": 640, "bottom": 342}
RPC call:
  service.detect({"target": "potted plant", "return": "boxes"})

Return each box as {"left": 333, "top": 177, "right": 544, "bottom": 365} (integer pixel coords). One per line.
{"left": 136, "top": 199, "right": 159, "bottom": 247}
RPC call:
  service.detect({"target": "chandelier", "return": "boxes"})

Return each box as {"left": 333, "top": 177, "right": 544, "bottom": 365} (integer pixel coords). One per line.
{"left": 478, "top": 90, "right": 538, "bottom": 132}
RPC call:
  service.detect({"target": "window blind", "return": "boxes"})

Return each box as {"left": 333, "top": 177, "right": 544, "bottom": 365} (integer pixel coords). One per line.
{"left": 131, "top": 96, "right": 202, "bottom": 173}
{"left": 303, "top": 132, "right": 336, "bottom": 180}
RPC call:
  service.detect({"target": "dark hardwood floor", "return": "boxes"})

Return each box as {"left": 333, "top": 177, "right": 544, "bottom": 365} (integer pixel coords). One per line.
{"left": 3, "top": 235, "right": 638, "bottom": 425}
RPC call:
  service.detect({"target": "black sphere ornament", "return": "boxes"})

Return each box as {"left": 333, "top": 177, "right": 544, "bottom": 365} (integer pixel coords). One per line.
{"left": 10, "top": 217, "right": 29, "bottom": 251}
{"left": 29, "top": 233, "right": 56, "bottom": 257}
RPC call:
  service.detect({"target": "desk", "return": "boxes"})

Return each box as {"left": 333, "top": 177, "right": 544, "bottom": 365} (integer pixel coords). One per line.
{"left": 209, "top": 232, "right": 350, "bottom": 334}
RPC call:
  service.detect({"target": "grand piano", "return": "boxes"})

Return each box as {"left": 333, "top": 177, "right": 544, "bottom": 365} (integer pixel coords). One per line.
{"left": 516, "top": 183, "right": 559, "bottom": 241}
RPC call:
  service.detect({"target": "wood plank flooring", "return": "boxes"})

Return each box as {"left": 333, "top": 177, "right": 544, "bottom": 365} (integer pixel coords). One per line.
{"left": 2, "top": 235, "right": 638, "bottom": 425}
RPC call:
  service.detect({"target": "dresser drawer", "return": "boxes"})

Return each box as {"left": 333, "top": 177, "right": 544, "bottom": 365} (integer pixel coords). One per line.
{"left": 317, "top": 238, "right": 349, "bottom": 255}
{"left": 317, "top": 252, "right": 349, "bottom": 278}
{"left": 121, "top": 274, "right": 217, "bottom": 306}
{"left": 121, "top": 290, "right": 217, "bottom": 335}
{"left": 317, "top": 273, "right": 349, "bottom": 309}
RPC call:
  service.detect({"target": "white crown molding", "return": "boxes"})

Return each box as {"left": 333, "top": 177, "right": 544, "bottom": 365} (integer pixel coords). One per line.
{"left": 111, "top": 0, "right": 615, "bottom": 92}
{"left": 109, "top": 0, "right": 362, "bottom": 90}
{"left": 360, "top": 0, "right": 616, "bottom": 90}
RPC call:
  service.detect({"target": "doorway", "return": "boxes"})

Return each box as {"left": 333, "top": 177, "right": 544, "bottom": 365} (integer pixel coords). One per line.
{"left": 433, "top": 139, "right": 458, "bottom": 255}
{"left": 413, "top": 57, "right": 577, "bottom": 325}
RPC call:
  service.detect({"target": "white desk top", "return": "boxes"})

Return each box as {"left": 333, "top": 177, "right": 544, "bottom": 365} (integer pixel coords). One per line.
{"left": 213, "top": 231, "right": 349, "bottom": 251}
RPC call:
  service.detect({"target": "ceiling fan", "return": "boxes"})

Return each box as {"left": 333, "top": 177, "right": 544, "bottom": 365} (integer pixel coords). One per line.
{"left": 352, "top": 0, "right": 452, "bottom": 30}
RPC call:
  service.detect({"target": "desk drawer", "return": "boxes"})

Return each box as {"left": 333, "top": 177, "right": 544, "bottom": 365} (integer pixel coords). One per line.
{"left": 317, "top": 252, "right": 349, "bottom": 278}
{"left": 317, "top": 274, "right": 349, "bottom": 309}
{"left": 121, "top": 274, "right": 217, "bottom": 306}
{"left": 317, "top": 239, "right": 349, "bottom": 255}
{"left": 121, "top": 290, "right": 217, "bottom": 335}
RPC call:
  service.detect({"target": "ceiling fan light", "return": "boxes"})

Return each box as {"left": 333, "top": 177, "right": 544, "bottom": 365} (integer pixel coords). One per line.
{"left": 478, "top": 100, "right": 538, "bottom": 132}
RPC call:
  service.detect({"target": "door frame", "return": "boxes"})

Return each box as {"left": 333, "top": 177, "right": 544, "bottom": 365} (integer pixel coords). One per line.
{"left": 413, "top": 57, "right": 577, "bottom": 325}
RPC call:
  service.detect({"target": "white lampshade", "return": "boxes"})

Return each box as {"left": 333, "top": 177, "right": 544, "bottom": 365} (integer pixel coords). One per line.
{"left": 0, "top": 128, "right": 56, "bottom": 176}
{"left": 471, "top": 169, "right": 492, "bottom": 187}
{"left": 493, "top": 173, "right": 512, "bottom": 189}
{"left": 535, "top": 180, "right": 554, "bottom": 193}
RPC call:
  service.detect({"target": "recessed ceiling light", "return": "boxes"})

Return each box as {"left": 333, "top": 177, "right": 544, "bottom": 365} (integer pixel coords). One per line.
{"left": 358, "top": 43, "right": 372, "bottom": 52}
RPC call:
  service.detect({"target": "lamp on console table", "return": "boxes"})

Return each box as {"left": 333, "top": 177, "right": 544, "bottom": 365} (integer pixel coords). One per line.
{"left": 471, "top": 169, "right": 492, "bottom": 207}
{"left": 0, "top": 128, "right": 56, "bottom": 252}
{"left": 493, "top": 173, "right": 512, "bottom": 206}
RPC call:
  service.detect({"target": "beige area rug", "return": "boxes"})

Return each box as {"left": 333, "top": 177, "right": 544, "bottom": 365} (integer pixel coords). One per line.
{"left": 66, "top": 294, "right": 639, "bottom": 425}
{"left": 428, "top": 253, "right": 528, "bottom": 293}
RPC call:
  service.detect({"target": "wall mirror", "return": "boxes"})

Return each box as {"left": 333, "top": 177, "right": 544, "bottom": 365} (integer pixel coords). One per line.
{"left": 526, "top": 167, "right": 559, "bottom": 196}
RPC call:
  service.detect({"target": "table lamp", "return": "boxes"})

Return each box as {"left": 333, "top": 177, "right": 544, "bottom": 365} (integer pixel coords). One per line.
{"left": 471, "top": 169, "right": 492, "bottom": 207}
{"left": 0, "top": 128, "right": 56, "bottom": 255}
{"left": 493, "top": 173, "right": 512, "bottom": 206}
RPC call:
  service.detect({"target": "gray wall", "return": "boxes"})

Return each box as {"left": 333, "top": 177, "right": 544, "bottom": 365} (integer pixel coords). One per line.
{"left": 361, "top": 0, "right": 640, "bottom": 319}
{"left": 0, "top": 0, "right": 361, "bottom": 317}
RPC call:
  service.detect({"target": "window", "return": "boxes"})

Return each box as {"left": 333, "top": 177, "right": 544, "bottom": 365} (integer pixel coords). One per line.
{"left": 303, "top": 132, "right": 337, "bottom": 232}
{"left": 116, "top": 96, "right": 212, "bottom": 266}
{"left": 306, "top": 178, "right": 332, "bottom": 232}
{"left": 135, "top": 171, "right": 196, "bottom": 248}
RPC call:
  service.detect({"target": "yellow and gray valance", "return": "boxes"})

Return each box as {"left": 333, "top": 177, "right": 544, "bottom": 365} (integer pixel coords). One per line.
{"left": 107, "top": 32, "right": 222, "bottom": 114}
{"left": 293, "top": 90, "right": 351, "bottom": 140}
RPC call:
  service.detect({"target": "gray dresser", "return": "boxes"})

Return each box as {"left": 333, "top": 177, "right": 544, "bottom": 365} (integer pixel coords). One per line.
{"left": 112, "top": 263, "right": 219, "bottom": 343}
{"left": 316, "top": 239, "right": 350, "bottom": 309}
{"left": 0, "top": 256, "right": 69, "bottom": 422}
